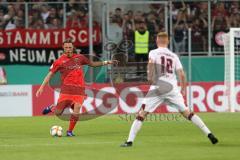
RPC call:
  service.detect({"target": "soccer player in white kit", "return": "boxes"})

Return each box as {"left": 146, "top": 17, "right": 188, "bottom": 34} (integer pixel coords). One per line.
{"left": 121, "top": 32, "right": 218, "bottom": 147}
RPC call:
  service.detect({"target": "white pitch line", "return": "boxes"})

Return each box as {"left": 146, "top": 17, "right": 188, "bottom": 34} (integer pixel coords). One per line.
{"left": 0, "top": 141, "right": 116, "bottom": 148}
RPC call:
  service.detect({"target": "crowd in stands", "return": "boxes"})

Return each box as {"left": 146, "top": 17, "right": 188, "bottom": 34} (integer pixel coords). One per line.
{"left": 171, "top": 1, "right": 239, "bottom": 52}
{"left": 0, "top": 0, "right": 89, "bottom": 30}
{"left": 0, "top": 1, "right": 25, "bottom": 30}
{"left": 0, "top": 1, "right": 240, "bottom": 53}
{"left": 108, "top": 1, "right": 240, "bottom": 53}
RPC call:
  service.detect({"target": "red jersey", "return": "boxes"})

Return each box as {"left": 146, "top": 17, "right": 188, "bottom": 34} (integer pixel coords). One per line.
{"left": 50, "top": 53, "right": 90, "bottom": 95}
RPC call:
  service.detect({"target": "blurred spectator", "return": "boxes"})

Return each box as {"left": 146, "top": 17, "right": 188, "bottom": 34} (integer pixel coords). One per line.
{"left": 194, "top": 2, "right": 209, "bottom": 52}
{"left": 40, "top": 4, "right": 50, "bottom": 24}
{"left": 47, "top": 18, "right": 61, "bottom": 29}
{"left": 156, "top": 11, "right": 165, "bottom": 31}
{"left": 212, "top": 2, "right": 229, "bottom": 51}
{"left": 146, "top": 12, "right": 160, "bottom": 49}
{"left": 66, "top": 0, "right": 92, "bottom": 29}
{"left": 4, "top": 4, "right": 16, "bottom": 30}
{"left": 28, "top": 15, "right": 34, "bottom": 28}
{"left": 0, "top": 8, "right": 5, "bottom": 29}
{"left": 173, "top": 20, "right": 187, "bottom": 54}
{"left": 228, "top": 7, "right": 240, "bottom": 28}
{"left": 108, "top": 16, "right": 123, "bottom": 45}
{"left": 171, "top": 4, "right": 179, "bottom": 23}
{"left": 15, "top": 9, "right": 25, "bottom": 29}
{"left": 122, "top": 11, "right": 135, "bottom": 39}
{"left": 67, "top": 8, "right": 99, "bottom": 29}
{"left": 176, "top": 2, "right": 189, "bottom": 23}
{"left": 134, "top": 20, "right": 150, "bottom": 59}
{"left": 0, "top": 66, "right": 7, "bottom": 85}
{"left": 79, "top": 13, "right": 99, "bottom": 28}
{"left": 191, "top": 17, "right": 208, "bottom": 52}
{"left": 211, "top": 3, "right": 229, "bottom": 31}
{"left": 32, "top": 19, "right": 45, "bottom": 29}
{"left": 194, "top": 2, "right": 208, "bottom": 21}
{"left": 66, "top": 0, "right": 78, "bottom": 13}
{"left": 132, "top": 20, "right": 150, "bottom": 74}
{"left": 146, "top": 12, "right": 159, "bottom": 35}
{"left": 66, "top": 0, "right": 88, "bottom": 15}
{"left": 46, "top": 7, "right": 58, "bottom": 24}
{"left": 28, "top": 10, "right": 41, "bottom": 29}
{"left": 172, "top": 2, "right": 189, "bottom": 54}
{"left": 13, "top": 0, "right": 24, "bottom": 12}
{"left": 127, "top": 10, "right": 134, "bottom": 20}
{"left": 112, "top": 8, "right": 123, "bottom": 27}
{"left": 66, "top": 10, "right": 80, "bottom": 28}
{"left": 58, "top": 8, "right": 64, "bottom": 21}
{"left": 77, "top": 8, "right": 88, "bottom": 27}
{"left": 134, "top": 10, "right": 143, "bottom": 22}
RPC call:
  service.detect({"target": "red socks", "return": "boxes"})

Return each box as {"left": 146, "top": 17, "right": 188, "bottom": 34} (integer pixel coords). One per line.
{"left": 68, "top": 114, "right": 79, "bottom": 131}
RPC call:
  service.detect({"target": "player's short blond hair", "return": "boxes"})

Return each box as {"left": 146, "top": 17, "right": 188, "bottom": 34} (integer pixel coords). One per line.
{"left": 157, "top": 32, "right": 168, "bottom": 38}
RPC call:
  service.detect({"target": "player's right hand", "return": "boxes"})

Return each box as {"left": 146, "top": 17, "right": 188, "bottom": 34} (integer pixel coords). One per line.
{"left": 108, "top": 60, "right": 119, "bottom": 65}
{"left": 36, "top": 87, "right": 44, "bottom": 97}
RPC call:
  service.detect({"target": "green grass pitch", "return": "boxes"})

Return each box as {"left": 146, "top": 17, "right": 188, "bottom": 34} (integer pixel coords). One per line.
{"left": 0, "top": 113, "right": 239, "bottom": 160}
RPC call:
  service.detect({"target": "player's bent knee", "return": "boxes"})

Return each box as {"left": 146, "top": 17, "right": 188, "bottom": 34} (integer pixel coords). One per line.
{"left": 136, "top": 111, "right": 148, "bottom": 121}
{"left": 187, "top": 112, "right": 195, "bottom": 120}
{"left": 54, "top": 109, "right": 63, "bottom": 116}
{"left": 74, "top": 103, "right": 82, "bottom": 109}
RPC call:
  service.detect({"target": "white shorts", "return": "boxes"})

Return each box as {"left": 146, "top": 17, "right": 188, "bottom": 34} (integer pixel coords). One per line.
{"left": 143, "top": 85, "right": 187, "bottom": 113}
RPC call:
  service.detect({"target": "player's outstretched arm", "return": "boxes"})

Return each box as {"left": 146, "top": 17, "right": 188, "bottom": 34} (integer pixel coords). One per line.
{"left": 36, "top": 72, "right": 54, "bottom": 97}
{"left": 88, "top": 60, "right": 118, "bottom": 67}
{"left": 177, "top": 69, "right": 187, "bottom": 96}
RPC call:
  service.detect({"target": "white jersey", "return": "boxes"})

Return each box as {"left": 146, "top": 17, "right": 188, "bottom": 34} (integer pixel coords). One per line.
{"left": 148, "top": 47, "right": 183, "bottom": 88}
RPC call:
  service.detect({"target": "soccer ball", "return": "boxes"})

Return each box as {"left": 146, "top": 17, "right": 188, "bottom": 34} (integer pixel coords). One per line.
{"left": 50, "top": 125, "right": 63, "bottom": 137}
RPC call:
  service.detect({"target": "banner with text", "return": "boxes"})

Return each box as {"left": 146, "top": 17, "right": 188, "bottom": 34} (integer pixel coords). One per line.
{"left": 32, "top": 82, "right": 240, "bottom": 116}
{"left": 0, "top": 85, "right": 32, "bottom": 117}
{"left": 1, "top": 82, "right": 239, "bottom": 117}
{"left": 0, "top": 27, "right": 101, "bottom": 65}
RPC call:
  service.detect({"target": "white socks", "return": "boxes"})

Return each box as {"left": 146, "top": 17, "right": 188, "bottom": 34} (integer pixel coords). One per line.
{"left": 190, "top": 114, "right": 211, "bottom": 136}
{"left": 127, "top": 119, "right": 143, "bottom": 142}
{"left": 126, "top": 114, "right": 211, "bottom": 143}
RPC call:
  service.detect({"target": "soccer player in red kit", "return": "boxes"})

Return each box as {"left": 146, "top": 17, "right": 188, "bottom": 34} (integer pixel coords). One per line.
{"left": 36, "top": 38, "right": 117, "bottom": 136}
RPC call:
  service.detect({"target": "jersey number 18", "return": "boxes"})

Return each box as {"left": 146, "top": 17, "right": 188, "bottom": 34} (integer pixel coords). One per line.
{"left": 160, "top": 56, "right": 173, "bottom": 74}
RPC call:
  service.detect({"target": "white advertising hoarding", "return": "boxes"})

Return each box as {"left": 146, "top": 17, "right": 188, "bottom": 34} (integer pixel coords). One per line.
{"left": 0, "top": 85, "right": 32, "bottom": 117}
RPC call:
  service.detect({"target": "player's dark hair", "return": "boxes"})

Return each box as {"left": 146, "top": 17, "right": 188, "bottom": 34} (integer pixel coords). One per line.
{"left": 63, "top": 38, "right": 73, "bottom": 44}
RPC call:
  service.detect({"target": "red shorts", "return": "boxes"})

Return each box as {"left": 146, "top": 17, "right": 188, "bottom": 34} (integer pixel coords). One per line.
{"left": 56, "top": 93, "right": 85, "bottom": 111}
